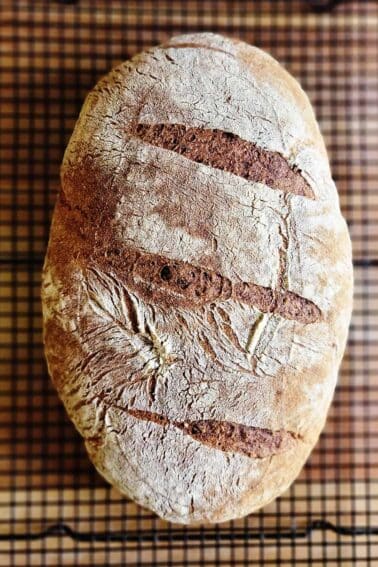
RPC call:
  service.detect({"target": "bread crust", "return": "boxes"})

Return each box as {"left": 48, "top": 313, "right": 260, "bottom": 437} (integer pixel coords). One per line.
{"left": 42, "top": 33, "right": 353, "bottom": 524}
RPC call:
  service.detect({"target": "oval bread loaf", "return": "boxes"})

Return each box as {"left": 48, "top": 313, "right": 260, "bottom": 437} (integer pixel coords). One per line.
{"left": 42, "top": 33, "right": 353, "bottom": 524}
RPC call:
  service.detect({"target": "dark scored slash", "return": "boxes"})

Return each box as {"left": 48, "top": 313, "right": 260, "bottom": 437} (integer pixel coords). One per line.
{"left": 113, "top": 248, "right": 321, "bottom": 324}
{"left": 135, "top": 123, "right": 315, "bottom": 199}
{"left": 127, "top": 408, "right": 299, "bottom": 459}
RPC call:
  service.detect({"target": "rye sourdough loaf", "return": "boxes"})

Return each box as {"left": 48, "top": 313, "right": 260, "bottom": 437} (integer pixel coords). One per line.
{"left": 42, "top": 33, "right": 353, "bottom": 524}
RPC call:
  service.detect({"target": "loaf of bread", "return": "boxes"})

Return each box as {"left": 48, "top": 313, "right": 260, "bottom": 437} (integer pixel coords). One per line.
{"left": 42, "top": 33, "right": 353, "bottom": 524}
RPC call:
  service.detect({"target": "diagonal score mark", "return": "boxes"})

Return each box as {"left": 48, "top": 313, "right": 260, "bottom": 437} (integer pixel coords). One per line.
{"left": 126, "top": 407, "right": 300, "bottom": 459}
{"left": 135, "top": 123, "right": 315, "bottom": 199}
{"left": 118, "top": 248, "right": 321, "bottom": 324}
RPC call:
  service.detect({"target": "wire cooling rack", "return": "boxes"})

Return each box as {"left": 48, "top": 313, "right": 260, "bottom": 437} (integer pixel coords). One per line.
{"left": 0, "top": 1, "right": 377, "bottom": 565}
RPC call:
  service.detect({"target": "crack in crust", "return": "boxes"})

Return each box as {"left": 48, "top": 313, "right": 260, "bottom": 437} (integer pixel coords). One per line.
{"left": 161, "top": 42, "right": 236, "bottom": 58}
{"left": 104, "top": 247, "right": 321, "bottom": 324}
{"left": 135, "top": 123, "right": 315, "bottom": 199}
{"left": 126, "top": 408, "right": 300, "bottom": 459}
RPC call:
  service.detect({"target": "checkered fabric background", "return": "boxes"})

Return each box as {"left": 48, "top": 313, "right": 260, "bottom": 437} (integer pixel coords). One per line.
{"left": 0, "top": 1, "right": 377, "bottom": 565}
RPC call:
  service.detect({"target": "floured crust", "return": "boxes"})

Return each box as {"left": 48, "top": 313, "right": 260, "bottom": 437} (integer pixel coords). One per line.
{"left": 41, "top": 33, "right": 353, "bottom": 524}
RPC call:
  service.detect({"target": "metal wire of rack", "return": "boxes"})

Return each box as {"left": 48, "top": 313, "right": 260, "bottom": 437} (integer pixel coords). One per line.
{"left": 0, "top": 1, "right": 377, "bottom": 565}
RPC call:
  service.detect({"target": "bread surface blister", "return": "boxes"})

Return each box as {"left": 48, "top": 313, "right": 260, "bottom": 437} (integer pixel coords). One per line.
{"left": 42, "top": 33, "right": 353, "bottom": 524}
